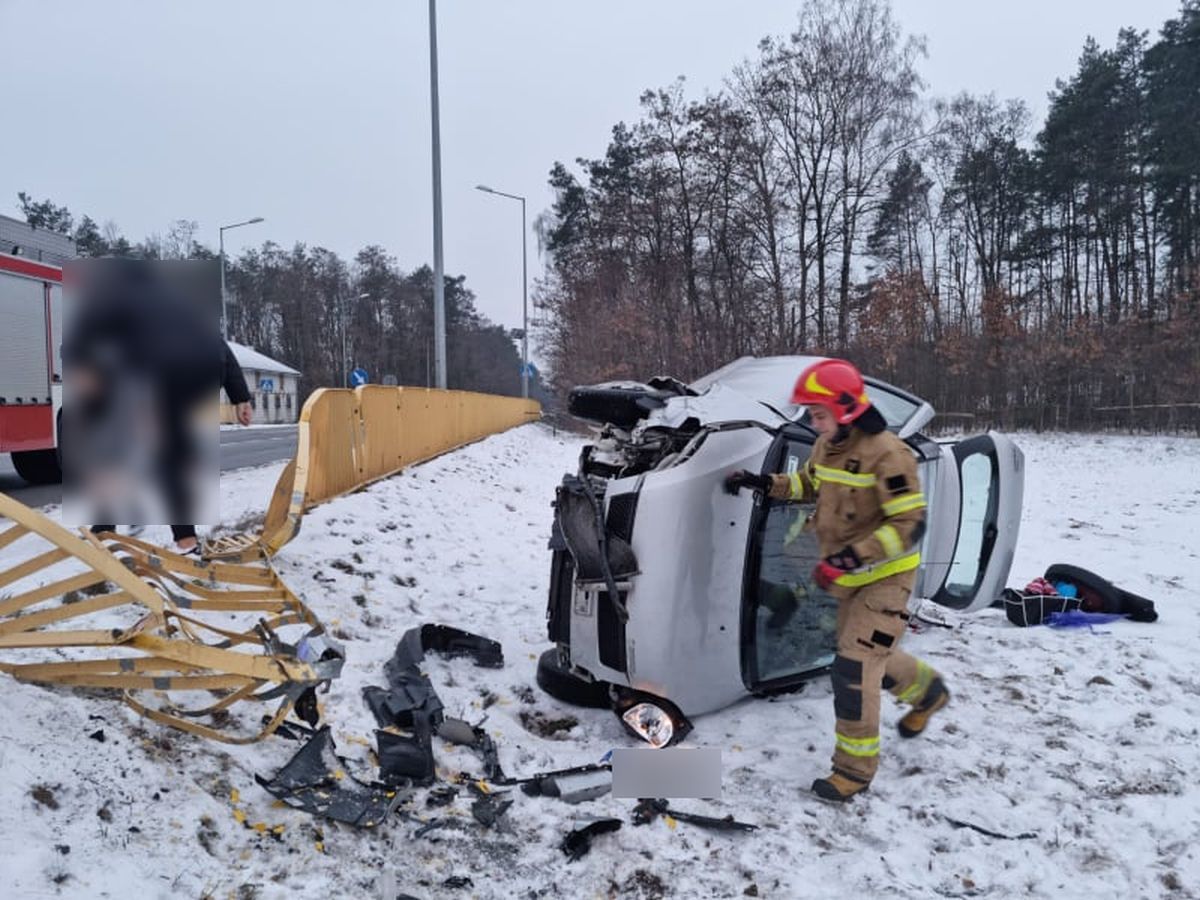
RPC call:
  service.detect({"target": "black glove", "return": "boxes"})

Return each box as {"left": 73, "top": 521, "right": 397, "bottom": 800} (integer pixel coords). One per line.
{"left": 812, "top": 546, "right": 862, "bottom": 591}
{"left": 824, "top": 545, "right": 862, "bottom": 570}
{"left": 724, "top": 470, "right": 772, "bottom": 496}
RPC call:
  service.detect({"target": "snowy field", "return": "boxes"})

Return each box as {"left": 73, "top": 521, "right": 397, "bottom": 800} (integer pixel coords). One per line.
{"left": 2, "top": 425, "right": 1198, "bottom": 899}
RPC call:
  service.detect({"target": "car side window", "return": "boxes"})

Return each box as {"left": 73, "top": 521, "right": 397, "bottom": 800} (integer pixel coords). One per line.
{"left": 744, "top": 436, "right": 839, "bottom": 689}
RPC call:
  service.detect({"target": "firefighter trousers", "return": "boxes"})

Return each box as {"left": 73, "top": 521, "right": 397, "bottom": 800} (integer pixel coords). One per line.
{"left": 829, "top": 578, "right": 940, "bottom": 784}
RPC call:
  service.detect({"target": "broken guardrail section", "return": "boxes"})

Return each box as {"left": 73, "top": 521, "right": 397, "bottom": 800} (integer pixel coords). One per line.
{"left": 0, "top": 492, "right": 343, "bottom": 743}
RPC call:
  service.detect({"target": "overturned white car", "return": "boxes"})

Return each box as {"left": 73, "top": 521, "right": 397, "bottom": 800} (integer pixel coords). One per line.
{"left": 539, "top": 356, "right": 1024, "bottom": 746}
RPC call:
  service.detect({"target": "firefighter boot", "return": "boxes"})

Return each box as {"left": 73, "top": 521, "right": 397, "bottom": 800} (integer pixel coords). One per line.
{"left": 897, "top": 676, "right": 949, "bottom": 738}
{"left": 811, "top": 771, "right": 870, "bottom": 802}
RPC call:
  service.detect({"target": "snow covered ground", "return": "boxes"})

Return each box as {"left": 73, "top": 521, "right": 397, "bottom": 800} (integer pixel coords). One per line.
{"left": 2, "top": 426, "right": 1198, "bottom": 899}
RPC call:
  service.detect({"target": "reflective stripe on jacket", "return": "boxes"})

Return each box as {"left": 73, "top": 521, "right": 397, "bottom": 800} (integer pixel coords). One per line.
{"left": 768, "top": 426, "right": 925, "bottom": 590}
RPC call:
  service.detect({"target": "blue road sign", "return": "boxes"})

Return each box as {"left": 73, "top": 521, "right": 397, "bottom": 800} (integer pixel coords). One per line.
{"left": 350, "top": 367, "right": 369, "bottom": 387}
{"left": 258, "top": 377, "right": 275, "bottom": 393}
{"left": 520, "top": 362, "right": 539, "bottom": 379}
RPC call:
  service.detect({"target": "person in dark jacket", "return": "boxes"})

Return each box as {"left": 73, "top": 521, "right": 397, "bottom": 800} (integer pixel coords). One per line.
{"left": 151, "top": 341, "right": 253, "bottom": 550}
{"left": 65, "top": 259, "right": 252, "bottom": 553}
{"left": 223, "top": 342, "right": 253, "bottom": 427}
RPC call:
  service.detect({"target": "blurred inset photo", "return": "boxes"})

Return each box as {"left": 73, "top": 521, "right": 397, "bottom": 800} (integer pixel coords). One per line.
{"left": 62, "top": 259, "right": 222, "bottom": 544}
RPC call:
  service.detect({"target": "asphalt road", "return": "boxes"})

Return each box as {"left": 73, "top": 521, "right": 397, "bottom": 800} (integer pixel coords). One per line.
{"left": 0, "top": 424, "right": 297, "bottom": 508}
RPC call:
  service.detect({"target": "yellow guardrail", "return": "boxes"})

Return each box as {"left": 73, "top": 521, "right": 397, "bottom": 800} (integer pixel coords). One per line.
{"left": 241, "top": 387, "right": 539, "bottom": 558}
{"left": 0, "top": 493, "right": 344, "bottom": 744}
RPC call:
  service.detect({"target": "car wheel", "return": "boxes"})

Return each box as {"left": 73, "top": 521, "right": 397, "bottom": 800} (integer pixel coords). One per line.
{"left": 535, "top": 648, "right": 611, "bottom": 708}
{"left": 10, "top": 448, "right": 63, "bottom": 485}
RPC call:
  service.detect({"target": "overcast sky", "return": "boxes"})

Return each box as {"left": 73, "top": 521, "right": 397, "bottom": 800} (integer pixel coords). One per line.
{"left": 1, "top": 0, "right": 1184, "bottom": 338}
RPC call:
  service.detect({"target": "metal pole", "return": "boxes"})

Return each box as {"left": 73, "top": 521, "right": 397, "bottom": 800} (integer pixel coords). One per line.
{"left": 520, "top": 195, "right": 528, "bottom": 399}
{"left": 219, "top": 227, "right": 227, "bottom": 340}
{"left": 353, "top": 291, "right": 370, "bottom": 387}
{"left": 429, "top": 0, "right": 447, "bottom": 389}
{"left": 474, "top": 185, "right": 529, "bottom": 398}
{"left": 217, "top": 217, "right": 264, "bottom": 343}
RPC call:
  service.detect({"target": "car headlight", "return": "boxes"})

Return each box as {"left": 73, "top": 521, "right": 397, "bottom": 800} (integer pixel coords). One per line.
{"left": 618, "top": 698, "right": 693, "bottom": 749}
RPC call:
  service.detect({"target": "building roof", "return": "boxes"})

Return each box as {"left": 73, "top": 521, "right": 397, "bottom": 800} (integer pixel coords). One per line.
{"left": 0, "top": 215, "right": 77, "bottom": 265}
{"left": 228, "top": 341, "right": 301, "bottom": 376}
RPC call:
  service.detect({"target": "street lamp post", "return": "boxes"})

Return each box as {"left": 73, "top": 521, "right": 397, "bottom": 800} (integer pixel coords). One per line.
{"left": 344, "top": 291, "right": 368, "bottom": 386}
{"left": 219, "top": 216, "right": 265, "bottom": 340}
{"left": 474, "top": 184, "right": 529, "bottom": 399}
{"left": 429, "top": 0, "right": 447, "bottom": 389}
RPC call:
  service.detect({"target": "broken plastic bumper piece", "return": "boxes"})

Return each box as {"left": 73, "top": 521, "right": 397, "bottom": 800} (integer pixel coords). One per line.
{"left": 256, "top": 726, "right": 404, "bottom": 828}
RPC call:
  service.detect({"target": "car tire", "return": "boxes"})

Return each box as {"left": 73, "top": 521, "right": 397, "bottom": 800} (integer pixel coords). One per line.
{"left": 10, "top": 448, "right": 63, "bottom": 485}
{"left": 535, "top": 648, "right": 611, "bottom": 708}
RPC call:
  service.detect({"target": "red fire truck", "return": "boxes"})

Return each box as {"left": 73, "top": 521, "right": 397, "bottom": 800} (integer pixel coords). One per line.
{"left": 0, "top": 251, "right": 64, "bottom": 483}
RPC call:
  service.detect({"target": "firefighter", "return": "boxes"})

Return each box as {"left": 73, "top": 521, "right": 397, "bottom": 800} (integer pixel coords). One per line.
{"left": 725, "top": 358, "right": 949, "bottom": 802}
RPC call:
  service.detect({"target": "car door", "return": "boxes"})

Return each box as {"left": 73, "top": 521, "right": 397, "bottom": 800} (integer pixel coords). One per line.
{"left": 918, "top": 433, "right": 1025, "bottom": 613}
{"left": 739, "top": 426, "right": 839, "bottom": 693}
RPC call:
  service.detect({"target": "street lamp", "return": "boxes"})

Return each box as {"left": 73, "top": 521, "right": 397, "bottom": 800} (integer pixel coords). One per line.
{"left": 475, "top": 184, "right": 529, "bottom": 399}
{"left": 342, "top": 291, "right": 367, "bottom": 386}
{"left": 429, "top": 0, "right": 447, "bottom": 389}
{"left": 219, "top": 216, "right": 265, "bottom": 340}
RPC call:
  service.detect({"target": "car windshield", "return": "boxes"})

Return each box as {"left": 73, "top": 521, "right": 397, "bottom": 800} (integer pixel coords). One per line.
{"left": 863, "top": 383, "right": 921, "bottom": 429}
{"left": 793, "top": 380, "right": 921, "bottom": 432}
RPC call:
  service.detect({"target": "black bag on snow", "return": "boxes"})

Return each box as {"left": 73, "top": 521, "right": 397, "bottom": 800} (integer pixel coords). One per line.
{"left": 1043, "top": 563, "right": 1158, "bottom": 623}
{"left": 1002, "top": 587, "right": 1080, "bottom": 627}
{"left": 1003, "top": 563, "right": 1158, "bottom": 626}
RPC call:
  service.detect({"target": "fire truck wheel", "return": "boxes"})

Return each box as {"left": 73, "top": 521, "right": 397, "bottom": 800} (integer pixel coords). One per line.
{"left": 10, "top": 448, "right": 63, "bottom": 485}
{"left": 536, "top": 648, "right": 612, "bottom": 708}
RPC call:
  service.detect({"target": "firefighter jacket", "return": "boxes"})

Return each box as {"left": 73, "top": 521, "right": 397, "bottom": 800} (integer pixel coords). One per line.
{"left": 767, "top": 421, "right": 926, "bottom": 594}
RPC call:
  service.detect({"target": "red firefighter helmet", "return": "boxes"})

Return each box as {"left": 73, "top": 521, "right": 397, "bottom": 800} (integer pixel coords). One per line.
{"left": 791, "top": 358, "right": 872, "bottom": 424}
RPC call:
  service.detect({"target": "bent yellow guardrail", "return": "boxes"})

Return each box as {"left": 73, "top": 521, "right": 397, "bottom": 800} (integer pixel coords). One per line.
{"left": 209, "top": 387, "right": 539, "bottom": 561}
{"left": 0, "top": 388, "right": 533, "bottom": 740}
{"left": 0, "top": 493, "right": 343, "bottom": 743}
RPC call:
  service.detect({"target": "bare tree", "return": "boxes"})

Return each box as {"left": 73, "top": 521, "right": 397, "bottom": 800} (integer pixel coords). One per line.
{"left": 164, "top": 219, "right": 199, "bottom": 259}
{"left": 824, "top": 0, "right": 925, "bottom": 346}
{"left": 729, "top": 60, "right": 798, "bottom": 351}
